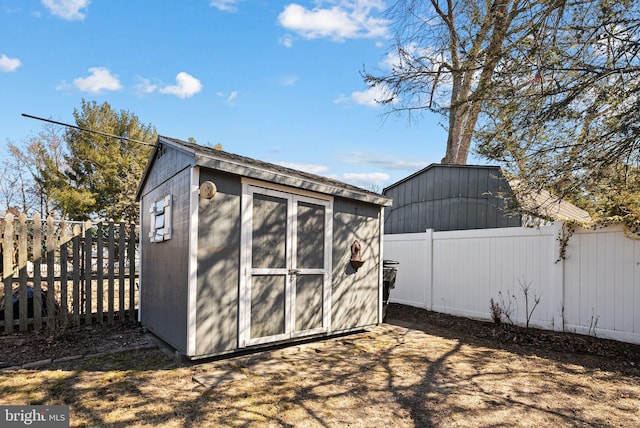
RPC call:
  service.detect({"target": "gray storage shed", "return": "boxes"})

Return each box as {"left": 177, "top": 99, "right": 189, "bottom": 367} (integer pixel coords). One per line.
{"left": 136, "top": 136, "right": 392, "bottom": 359}
{"left": 383, "top": 164, "right": 520, "bottom": 233}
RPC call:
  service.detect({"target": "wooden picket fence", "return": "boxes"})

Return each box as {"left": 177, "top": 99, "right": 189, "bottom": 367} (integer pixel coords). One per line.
{"left": 1, "top": 213, "right": 139, "bottom": 333}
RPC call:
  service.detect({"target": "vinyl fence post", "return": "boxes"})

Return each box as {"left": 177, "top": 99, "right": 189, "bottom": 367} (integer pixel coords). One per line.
{"left": 552, "top": 221, "right": 565, "bottom": 332}
{"left": 425, "top": 228, "right": 434, "bottom": 311}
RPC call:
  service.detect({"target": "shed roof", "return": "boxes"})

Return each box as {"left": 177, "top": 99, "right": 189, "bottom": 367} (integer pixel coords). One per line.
{"left": 137, "top": 136, "right": 392, "bottom": 207}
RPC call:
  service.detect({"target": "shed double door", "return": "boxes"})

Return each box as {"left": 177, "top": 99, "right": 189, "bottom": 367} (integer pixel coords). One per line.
{"left": 239, "top": 184, "right": 332, "bottom": 347}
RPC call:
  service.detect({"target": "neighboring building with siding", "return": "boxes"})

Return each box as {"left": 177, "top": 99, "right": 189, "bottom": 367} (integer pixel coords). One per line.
{"left": 136, "top": 136, "right": 391, "bottom": 359}
{"left": 383, "top": 164, "right": 591, "bottom": 234}
{"left": 383, "top": 164, "right": 520, "bottom": 234}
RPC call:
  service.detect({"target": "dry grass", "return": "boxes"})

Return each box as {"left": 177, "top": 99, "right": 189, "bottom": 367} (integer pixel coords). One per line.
{"left": 1, "top": 317, "right": 639, "bottom": 427}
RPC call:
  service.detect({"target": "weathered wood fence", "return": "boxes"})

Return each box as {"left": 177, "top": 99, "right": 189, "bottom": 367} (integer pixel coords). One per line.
{"left": 1, "top": 213, "right": 139, "bottom": 333}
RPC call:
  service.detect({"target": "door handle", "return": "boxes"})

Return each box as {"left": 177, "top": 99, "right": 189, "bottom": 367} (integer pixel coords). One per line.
{"left": 288, "top": 269, "right": 301, "bottom": 275}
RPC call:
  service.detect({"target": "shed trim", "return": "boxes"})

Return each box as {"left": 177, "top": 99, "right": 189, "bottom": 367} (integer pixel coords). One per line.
{"left": 199, "top": 155, "right": 388, "bottom": 206}
{"left": 138, "top": 198, "right": 143, "bottom": 323}
{"left": 241, "top": 177, "right": 334, "bottom": 202}
{"left": 187, "top": 166, "right": 200, "bottom": 357}
{"left": 323, "top": 202, "right": 333, "bottom": 333}
{"left": 378, "top": 208, "right": 384, "bottom": 324}
{"left": 238, "top": 184, "right": 251, "bottom": 349}
{"left": 151, "top": 136, "right": 391, "bottom": 207}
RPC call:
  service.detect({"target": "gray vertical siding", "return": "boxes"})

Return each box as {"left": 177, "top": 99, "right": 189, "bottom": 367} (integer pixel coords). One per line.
{"left": 384, "top": 165, "right": 521, "bottom": 234}
{"left": 139, "top": 138, "right": 390, "bottom": 358}
{"left": 142, "top": 143, "right": 194, "bottom": 191}
{"left": 331, "top": 198, "right": 381, "bottom": 331}
{"left": 139, "top": 164, "right": 192, "bottom": 354}
{"left": 195, "top": 170, "right": 241, "bottom": 356}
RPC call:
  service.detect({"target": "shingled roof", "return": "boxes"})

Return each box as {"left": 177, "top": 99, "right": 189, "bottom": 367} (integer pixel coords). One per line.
{"left": 509, "top": 180, "right": 592, "bottom": 223}
{"left": 137, "top": 136, "right": 392, "bottom": 207}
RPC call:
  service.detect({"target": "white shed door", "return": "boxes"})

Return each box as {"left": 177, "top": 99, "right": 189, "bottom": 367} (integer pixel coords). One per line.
{"left": 239, "top": 185, "right": 332, "bottom": 347}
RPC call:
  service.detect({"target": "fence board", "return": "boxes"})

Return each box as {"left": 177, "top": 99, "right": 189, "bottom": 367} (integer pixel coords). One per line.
{"left": 72, "top": 225, "right": 81, "bottom": 327}
{"left": 108, "top": 222, "right": 115, "bottom": 323}
{"left": 33, "top": 214, "right": 42, "bottom": 331}
{"left": 84, "top": 221, "right": 92, "bottom": 325}
{"left": 119, "top": 222, "right": 125, "bottom": 322}
{"left": 46, "top": 216, "right": 58, "bottom": 330}
{"left": 96, "top": 222, "right": 103, "bottom": 323}
{"left": 18, "top": 213, "right": 28, "bottom": 332}
{"left": 59, "top": 220, "right": 69, "bottom": 329}
{"left": 3, "top": 213, "right": 14, "bottom": 333}
{"left": 128, "top": 223, "right": 136, "bottom": 319}
{"left": 1, "top": 215, "right": 140, "bottom": 333}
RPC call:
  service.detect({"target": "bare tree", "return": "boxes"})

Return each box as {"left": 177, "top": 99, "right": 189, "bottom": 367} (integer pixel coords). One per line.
{"left": 363, "top": 0, "right": 565, "bottom": 164}
{"left": 476, "top": 0, "right": 640, "bottom": 218}
{"left": 0, "top": 156, "right": 20, "bottom": 214}
{"left": 4, "top": 124, "right": 67, "bottom": 218}
{"left": 6, "top": 141, "right": 38, "bottom": 216}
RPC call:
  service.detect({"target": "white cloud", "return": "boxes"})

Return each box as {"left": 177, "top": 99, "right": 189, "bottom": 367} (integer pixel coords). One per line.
{"left": 334, "top": 43, "right": 448, "bottom": 110}
{"left": 342, "top": 172, "right": 390, "bottom": 187}
{"left": 275, "top": 162, "right": 329, "bottom": 174}
{"left": 279, "top": 34, "right": 294, "bottom": 48}
{"left": 217, "top": 90, "right": 239, "bottom": 104}
{"left": 338, "top": 152, "right": 427, "bottom": 171}
{"left": 334, "top": 84, "right": 396, "bottom": 108}
{"left": 59, "top": 67, "right": 121, "bottom": 93}
{"left": 41, "top": 0, "right": 89, "bottom": 21}
{"left": 209, "top": 0, "right": 243, "bottom": 12}
{"left": 227, "top": 91, "right": 238, "bottom": 103}
{"left": 160, "top": 72, "right": 202, "bottom": 98}
{"left": 278, "top": 1, "right": 389, "bottom": 42}
{"left": 0, "top": 54, "right": 21, "bottom": 72}
{"left": 134, "top": 76, "right": 158, "bottom": 96}
{"left": 278, "top": 75, "right": 299, "bottom": 86}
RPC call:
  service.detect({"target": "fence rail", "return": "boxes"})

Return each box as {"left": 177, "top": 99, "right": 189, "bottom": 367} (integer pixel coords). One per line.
{"left": 1, "top": 213, "right": 139, "bottom": 333}
{"left": 384, "top": 223, "right": 640, "bottom": 345}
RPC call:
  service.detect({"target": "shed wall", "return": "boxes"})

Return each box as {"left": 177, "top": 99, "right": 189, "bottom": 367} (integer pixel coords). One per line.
{"left": 142, "top": 144, "right": 194, "bottom": 192}
{"left": 331, "top": 198, "right": 381, "bottom": 330}
{"left": 139, "top": 165, "right": 192, "bottom": 353}
{"left": 195, "top": 170, "right": 241, "bottom": 356}
{"left": 384, "top": 166, "right": 520, "bottom": 233}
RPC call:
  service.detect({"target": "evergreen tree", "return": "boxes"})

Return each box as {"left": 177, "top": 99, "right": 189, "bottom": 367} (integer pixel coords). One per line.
{"left": 40, "top": 99, "right": 156, "bottom": 222}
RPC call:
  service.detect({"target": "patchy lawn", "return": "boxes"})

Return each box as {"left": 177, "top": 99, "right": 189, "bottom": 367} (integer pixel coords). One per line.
{"left": 1, "top": 304, "right": 639, "bottom": 427}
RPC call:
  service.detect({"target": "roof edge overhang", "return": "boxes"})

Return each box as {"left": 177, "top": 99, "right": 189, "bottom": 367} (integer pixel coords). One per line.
{"left": 195, "top": 154, "right": 391, "bottom": 206}
{"left": 137, "top": 136, "right": 392, "bottom": 207}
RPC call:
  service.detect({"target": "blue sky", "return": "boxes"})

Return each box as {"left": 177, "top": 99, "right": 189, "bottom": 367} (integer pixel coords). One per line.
{"left": 0, "top": 0, "right": 454, "bottom": 189}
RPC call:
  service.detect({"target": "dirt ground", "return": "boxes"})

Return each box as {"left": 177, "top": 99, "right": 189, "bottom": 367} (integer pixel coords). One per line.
{"left": 1, "top": 303, "right": 639, "bottom": 427}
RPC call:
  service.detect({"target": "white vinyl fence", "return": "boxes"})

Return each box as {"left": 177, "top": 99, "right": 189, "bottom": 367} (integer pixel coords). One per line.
{"left": 384, "top": 223, "right": 640, "bottom": 345}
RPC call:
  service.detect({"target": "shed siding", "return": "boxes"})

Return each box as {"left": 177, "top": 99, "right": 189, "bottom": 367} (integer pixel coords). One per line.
{"left": 195, "top": 170, "right": 242, "bottom": 355}
{"left": 138, "top": 137, "right": 391, "bottom": 359}
{"left": 142, "top": 143, "right": 194, "bottom": 192}
{"left": 384, "top": 166, "right": 520, "bottom": 233}
{"left": 140, "top": 165, "right": 192, "bottom": 353}
{"left": 331, "top": 198, "right": 380, "bottom": 330}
